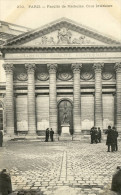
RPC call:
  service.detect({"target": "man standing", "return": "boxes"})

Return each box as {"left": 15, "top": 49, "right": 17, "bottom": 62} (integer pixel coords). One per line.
{"left": 0, "top": 130, "right": 3, "bottom": 147}
{"left": 90, "top": 127, "right": 95, "bottom": 144}
{"left": 105, "top": 125, "right": 113, "bottom": 152}
{"left": 113, "top": 126, "right": 118, "bottom": 151}
{"left": 94, "top": 127, "right": 98, "bottom": 144}
{"left": 45, "top": 128, "right": 49, "bottom": 142}
{"left": 97, "top": 127, "right": 102, "bottom": 143}
{"left": 50, "top": 128, "right": 54, "bottom": 142}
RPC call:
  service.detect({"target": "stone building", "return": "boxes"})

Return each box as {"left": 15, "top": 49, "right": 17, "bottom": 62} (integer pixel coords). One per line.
{"left": 0, "top": 18, "right": 121, "bottom": 139}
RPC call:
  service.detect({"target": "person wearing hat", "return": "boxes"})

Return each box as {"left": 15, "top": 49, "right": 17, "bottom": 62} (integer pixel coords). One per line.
{"left": 90, "top": 127, "right": 95, "bottom": 144}
{"left": 45, "top": 128, "right": 49, "bottom": 142}
{"left": 97, "top": 127, "right": 101, "bottom": 143}
{"left": 50, "top": 128, "right": 54, "bottom": 142}
{"left": 105, "top": 125, "right": 113, "bottom": 152}
{"left": 94, "top": 127, "right": 98, "bottom": 144}
{"left": 112, "top": 126, "right": 118, "bottom": 151}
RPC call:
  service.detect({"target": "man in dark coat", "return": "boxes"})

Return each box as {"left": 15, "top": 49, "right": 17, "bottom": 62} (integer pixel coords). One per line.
{"left": 90, "top": 127, "right": 95, "bottom": 144}
{"left": 97, "top": 127, "right": 101, "bottom": 143}
{"left": 94, "top": 127, "right": 98, "bottom": 144}
{"left": 0, "top": 169, "right": 12, "bottom": 195}
{"left": 0, "top": 130, "right": 3, "bottom": 147}
{"left": 112, "top": 126, "right": 118, "bottom": 151}
{"left": 105, "top": 125, "right": 113, "bottom": 152}
{"left": 50, "top": 128, "right": 54, "bottom": 142}
{"left": 45, "top": 128, "right": 49, "bottom": 142}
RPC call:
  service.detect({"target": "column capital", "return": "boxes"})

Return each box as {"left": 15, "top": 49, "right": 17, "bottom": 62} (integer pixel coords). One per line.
{"left": 3, "top": 63, "right": 14, "bottom": 74}
{"left": 93, "top": 63, "right": 104, "bottom": 72}
{"left": 47, "top": 64, "right": 57, "bottom": 73}
{"left": 71, "top": 63, "right": 82, "bottom": 73}
{"left": 25, "top": 64, "right": 36, "bottom": 73}
{"left": 114, "top": 62, "right": 121, "bottom": 72}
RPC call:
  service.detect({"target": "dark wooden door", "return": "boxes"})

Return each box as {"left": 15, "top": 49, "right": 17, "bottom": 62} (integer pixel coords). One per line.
{"left": 58, "top": 100, "right": 73, "bottom": 135}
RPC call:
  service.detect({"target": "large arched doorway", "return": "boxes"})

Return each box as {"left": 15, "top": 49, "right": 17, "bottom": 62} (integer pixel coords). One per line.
{"left": 58, "top": 99, "right": 73, "bottom": 135}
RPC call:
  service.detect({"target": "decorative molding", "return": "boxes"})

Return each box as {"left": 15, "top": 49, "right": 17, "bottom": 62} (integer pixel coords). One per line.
{"left": 25, "top": 64, "right": 36, "bottom": 74}
{"left": 102, "top": 72, "right": 114, "bottom": 80}
{"left": 17, "top": 72, "right": 28, "bottom": 81}
{"left": 1, "top": 46, "right": 121, "bottom": 53}
{"left": 37, "top": 72, "right": 49, "bottom": 81}
{"left": 81, "top": 71, "right": 94, "bottom": 80}
{"left": 3, "top": 63, "right": 14, "bottom": 74}
{"left": 71, "top": 63, "right": 82, "bottom": 74}
{"left": 47, "top": 64, "right": 57, "bottom": 74}
{"left": 57, "top": 72, "right": 73, "bottom": 81}
{"left": 114, "top": 62, "right": 121, "bottom": 73}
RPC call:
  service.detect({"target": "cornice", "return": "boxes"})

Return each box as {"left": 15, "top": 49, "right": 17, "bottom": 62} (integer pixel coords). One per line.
{"left": 1, "top": 45, "right": 121, "bottom": 54}
{"left": 4, "top": 18, "right": 121, "bottom": 46}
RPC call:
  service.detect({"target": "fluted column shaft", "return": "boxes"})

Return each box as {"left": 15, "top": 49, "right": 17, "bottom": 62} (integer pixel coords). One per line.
{"left": 115, "top": 62, "right": 121, "bottom": 132}
{"left": 3, "top": 64, "right": 14, "bottom": 134}
{"left": 47, "top": 64, "right": 57, "bottom": 133}
{"left": 25, "top": 64, "right": 36, "bottom": 133}
{"left": 93, "top": 63, "right": 104, "bottom": 129}
{"left": 72, "top": 64, "right": 82, "bottom": 133}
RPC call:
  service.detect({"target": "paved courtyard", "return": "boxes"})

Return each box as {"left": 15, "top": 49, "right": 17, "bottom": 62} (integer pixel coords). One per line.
{"left": 0, "top": 140, "right": 121, "bottom": 195}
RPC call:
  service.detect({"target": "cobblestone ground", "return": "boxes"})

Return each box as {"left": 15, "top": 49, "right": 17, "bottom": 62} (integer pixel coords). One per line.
{"left": 0, "top": 140, "right": 121, "bottom": 195}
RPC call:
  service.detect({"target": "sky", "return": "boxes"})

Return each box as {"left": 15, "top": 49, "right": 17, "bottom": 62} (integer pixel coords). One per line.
{"left": 0, "top": 0, "right": 121, "bottom": 41}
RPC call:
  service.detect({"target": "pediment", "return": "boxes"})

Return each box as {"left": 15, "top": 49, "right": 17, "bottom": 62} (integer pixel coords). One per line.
{"left": 20, "top": 28, "right": 107, "bottom": 46}
{"left": 5, "top": 18, "right": 121, "bottom": 46}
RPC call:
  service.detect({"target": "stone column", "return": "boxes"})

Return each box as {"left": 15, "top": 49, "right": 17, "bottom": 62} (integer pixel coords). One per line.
{"left": 47, "top": 64, "right": 57, "bottom": 133}
{"left": 93, "top": 63, "right": 104, "bottom": 130}
{"left": 71, "top": 64, "right": 82, "bottom": 134}
{"left": 25, "top": 64, "right": 36, "bottom": 134}
{"left": 114, "top": 62, "right": 121, "bottom": 132}
{"left": 3, "top": 64, "right": 14, "bottom": 135}
{"left": 2, "top": 94, "right": 6, "bottom": 133}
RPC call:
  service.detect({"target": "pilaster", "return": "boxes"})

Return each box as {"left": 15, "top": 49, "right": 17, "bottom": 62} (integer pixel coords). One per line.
{"left": 3, "top": 63, "right": 14, "bottom": 135}
{"left": 71, "top": 63, "right": 82, "bottom": 136}
{"left": 25, "top": 64, "right": 36, "bottom": 134}
{"left": 47, "top": 64, "right": 57, "bottom": 133}
{"left": 93, "top": 63, "right": 104, "bottom": 130}
{"left": 114, "top": 62, "right": 121, "bottom": 132}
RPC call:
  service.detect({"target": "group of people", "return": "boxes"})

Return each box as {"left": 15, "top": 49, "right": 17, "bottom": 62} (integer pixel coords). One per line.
{"left": 0, "top": 130, "right": 3, "bottom": 147}
{"left": 90, "top": 127, "right": 101, "bottom": 144}
{"left": 90, "top": 125, "right": 119, "bottom": 152}
{"left": 105, "top": 125, "right": 118, "bottom": 152}
{"left": 45, "top": 128, "right": 54, "bottom": 142}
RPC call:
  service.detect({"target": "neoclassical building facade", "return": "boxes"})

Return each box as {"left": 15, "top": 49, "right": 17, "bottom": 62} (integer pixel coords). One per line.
{"left": 0, "top": 18, "right": 121, "bottom": 139}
